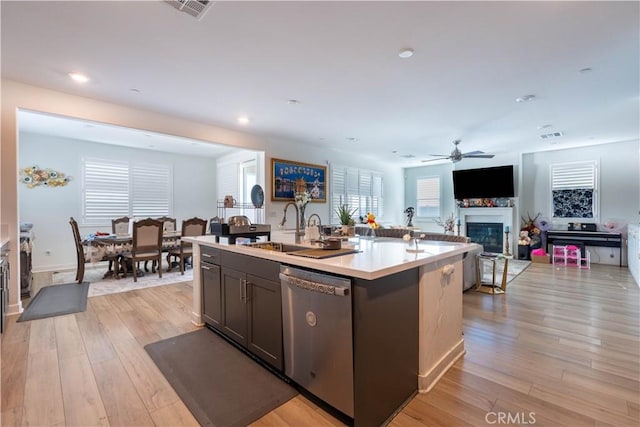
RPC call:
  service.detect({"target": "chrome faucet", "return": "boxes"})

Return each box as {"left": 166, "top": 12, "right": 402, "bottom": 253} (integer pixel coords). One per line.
{"left": 280, "top": 202, "right": 304, "bottom": 244}
{"left": 307, "top": 213, "right": 322, "bottom": 228}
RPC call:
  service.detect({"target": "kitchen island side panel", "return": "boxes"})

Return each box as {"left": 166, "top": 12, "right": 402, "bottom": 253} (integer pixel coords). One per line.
{"left": 353, "top": 268, "right": 419, "bottom": 426}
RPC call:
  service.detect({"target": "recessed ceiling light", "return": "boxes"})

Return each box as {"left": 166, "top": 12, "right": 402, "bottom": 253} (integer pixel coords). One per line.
{"left": 237, "top": 116, "right": 250, "bottom": 125}
{"left": 346, "top": 137, "right": 359, "bottom": 142}
{"left": 391, "top": 150, "right": 398, "bottom": 154}
{"left": 579, "top": 67, "right": 592, "bottom": 73}
{"left": 68, "top": 72, "right": 89, "bottom": 83}
{"left": 398, "top": 48, "right": 414, "bottom": 58}
{"left": 130, "top": 88, "right": 141, "bottom": 93}
{"left": 516, "top": 94, "right": 536, "bottom": 103}
{"left": 287, "top": 99, "right": 301, "bottom": 105}
{"left": 537, "top": 124, "right": 552, "bottom": 130}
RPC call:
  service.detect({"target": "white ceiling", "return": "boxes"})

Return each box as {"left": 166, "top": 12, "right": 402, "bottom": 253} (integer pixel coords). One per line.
{"left": 2, "top": 1, "right": 639, "bottom": 166}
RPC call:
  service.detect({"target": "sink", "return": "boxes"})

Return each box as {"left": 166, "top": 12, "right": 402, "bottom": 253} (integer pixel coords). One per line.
{"left": 242, "top": 241, "right": 308, "bottom": 252}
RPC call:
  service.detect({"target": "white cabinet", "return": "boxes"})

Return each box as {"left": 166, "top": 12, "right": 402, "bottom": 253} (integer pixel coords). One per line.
{"left": 628, "top": 225, "right": 639, "bottom": 286}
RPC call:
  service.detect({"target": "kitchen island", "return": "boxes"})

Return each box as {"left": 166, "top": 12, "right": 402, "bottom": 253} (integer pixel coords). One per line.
{"left": 184, "top": 232, "right": 479, "bottom": 426}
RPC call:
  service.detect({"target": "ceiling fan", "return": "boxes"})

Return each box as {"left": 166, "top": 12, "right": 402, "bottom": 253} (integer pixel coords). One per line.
{"left": 421, "top": 139, "right": 495, "bottom": 163}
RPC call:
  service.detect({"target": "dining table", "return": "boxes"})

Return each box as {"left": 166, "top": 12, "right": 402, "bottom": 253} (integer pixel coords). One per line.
{"left": 83, "top": 231, "right": 182, "bottom": 278}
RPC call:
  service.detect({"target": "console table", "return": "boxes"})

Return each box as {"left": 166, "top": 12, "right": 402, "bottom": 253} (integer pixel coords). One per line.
{"left": 546, "top": 230, "right": 623, "bottom": 267}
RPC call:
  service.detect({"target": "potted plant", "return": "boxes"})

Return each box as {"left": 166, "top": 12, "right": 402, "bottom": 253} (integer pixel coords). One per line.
{"left": 335, "top": 204, "right": 357, "bottom": 236}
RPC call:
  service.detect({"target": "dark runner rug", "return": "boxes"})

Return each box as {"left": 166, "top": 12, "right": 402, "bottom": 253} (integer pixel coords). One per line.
{"left": 145, "top": 328, "right": 298, "bottom": 426}
{"left": 18, "top": 282, "right": 89, "bottom": 322}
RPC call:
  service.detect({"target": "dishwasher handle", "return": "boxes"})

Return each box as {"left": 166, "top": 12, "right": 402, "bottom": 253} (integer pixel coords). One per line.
{"left": 279, "top": 273, "right": 350, "bottom": 296}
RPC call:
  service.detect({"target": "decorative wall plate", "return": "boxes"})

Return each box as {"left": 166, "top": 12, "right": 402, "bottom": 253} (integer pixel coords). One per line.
{"left": 251, "top": 184, "right": 264, "bottom": 208}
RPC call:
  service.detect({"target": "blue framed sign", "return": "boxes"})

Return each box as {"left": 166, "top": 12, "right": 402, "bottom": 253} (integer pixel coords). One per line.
{"left": 271, "top": 158, "right": 327, "bottom": 202}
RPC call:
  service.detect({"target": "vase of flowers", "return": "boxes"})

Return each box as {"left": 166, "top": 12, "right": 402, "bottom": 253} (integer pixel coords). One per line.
{"left": 436, "top": 213, "right": 455, "bottom": 234}
{"left": 294, "top": 191, "right": 311, "bottom": 230}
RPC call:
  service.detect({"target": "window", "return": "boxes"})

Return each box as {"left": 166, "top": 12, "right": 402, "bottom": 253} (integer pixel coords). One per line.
{"left": 331, "top": 165, "right": 383, "bottom": 223}
{"left": 550, "top": 161, "right": 597, "bottom": 220}
{"left": 416, "top": 176, "right": 440, "bottom": 218}
{"left": 83, "top": 158, "right": 172, "bottom": 224}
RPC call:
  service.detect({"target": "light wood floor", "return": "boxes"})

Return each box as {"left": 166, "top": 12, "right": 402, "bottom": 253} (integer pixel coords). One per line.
{"left": 2, "top": 263, "right": 638, "bottom": 426}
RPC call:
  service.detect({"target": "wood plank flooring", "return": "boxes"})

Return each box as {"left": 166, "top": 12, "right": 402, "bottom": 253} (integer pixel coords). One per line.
{"left": 2, "top": 263, "right": 638, "bottom": 426}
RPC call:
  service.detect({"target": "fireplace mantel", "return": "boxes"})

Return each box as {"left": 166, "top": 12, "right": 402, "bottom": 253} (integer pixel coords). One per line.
{"left": 458, "top": 207, "right": 515, "bottom": 255}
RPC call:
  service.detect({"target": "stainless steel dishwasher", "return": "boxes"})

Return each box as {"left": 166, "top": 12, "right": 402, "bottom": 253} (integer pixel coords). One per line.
{"left": 280, "top": 265, "right": 354, "bottom": 418}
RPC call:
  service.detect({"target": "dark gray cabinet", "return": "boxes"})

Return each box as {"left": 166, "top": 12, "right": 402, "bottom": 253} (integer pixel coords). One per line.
{"left": 203, "top": 250, "right": 283, "bottom": 371}
{"left": 202, "top": 262, "right": 222, "bottom": 330}
{"left": 246, "top": 273, "right": 282, "bottom": 369}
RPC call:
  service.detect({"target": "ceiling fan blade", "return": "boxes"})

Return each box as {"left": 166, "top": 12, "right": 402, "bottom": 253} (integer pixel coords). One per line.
{"left": 462, "top": 154, "right": 495, "bottom": 158}
{"left": 460, "top": 150, "right": 485, "bottom": 156}
{"left": 421, "top": 157, "right": 450, "bottom": 163}
{"left": 426, "top": 153, "right": 449, "bottom": 157}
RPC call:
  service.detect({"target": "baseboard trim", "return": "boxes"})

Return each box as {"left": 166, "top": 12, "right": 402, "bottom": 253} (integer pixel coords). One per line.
{"left": 418, "top": 338, "right": 465, "bottom": 393}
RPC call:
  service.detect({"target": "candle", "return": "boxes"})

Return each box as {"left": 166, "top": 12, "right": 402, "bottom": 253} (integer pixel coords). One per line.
{"left": 456, "top": 219, "right": 461, "bottom": 226}
{"left": 505, "top": 225, "right": 510, "bottom": 233}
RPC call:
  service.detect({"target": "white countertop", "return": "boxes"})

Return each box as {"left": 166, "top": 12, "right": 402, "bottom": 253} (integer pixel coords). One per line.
{"left": 184, "top": 231, "right": 479, "bottom": 280}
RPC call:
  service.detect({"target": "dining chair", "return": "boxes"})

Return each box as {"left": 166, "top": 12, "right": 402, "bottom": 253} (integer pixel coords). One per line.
{"left": 106, "top": 216, "right": 130, "bottom": 276}
{"left": 120, "top": 218, "right": 163, "bottom": 282}
{"left": 69, "top": 217, "right": 93, "bottom": 283}
{"left": 112, "top": 216, "right": 130, "bottom": 235}
{"left": 156, "top": 216, "right": 177, "bottom": 233}
{"left": 167, "top": 217, "right": 207, "bottom": 274}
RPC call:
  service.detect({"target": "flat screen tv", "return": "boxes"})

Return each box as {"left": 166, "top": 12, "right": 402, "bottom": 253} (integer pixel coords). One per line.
{"left": 452, "top": 165, "right": 515, "bottom": 199}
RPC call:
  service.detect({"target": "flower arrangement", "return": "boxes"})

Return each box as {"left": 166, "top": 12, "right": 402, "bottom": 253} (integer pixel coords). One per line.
{"left": 366, "top": 212, "right": 380, "bottom": 229}
{"left": 435, "top": 213, "right": 455, "bottom": 233}
{"left": 294, "top": 191, "right": 311, "bottom": 209}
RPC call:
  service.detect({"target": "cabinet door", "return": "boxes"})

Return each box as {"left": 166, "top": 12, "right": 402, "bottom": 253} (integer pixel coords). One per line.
{"left": 246, "top": 274, "right": 283, "bottom": 371}
{"left": 221, "top": 266, "right": 247, "bottom": 346}
{"left": 202, "top": 262, "right": 222, "bottom": 331}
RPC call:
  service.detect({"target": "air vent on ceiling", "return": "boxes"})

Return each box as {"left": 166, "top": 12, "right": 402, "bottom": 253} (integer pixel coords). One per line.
{"left": 540, "top": 131, "right": 564, "bottom": 140}
{"left": 166, "top": 0, "right": 214, "bottom": 20}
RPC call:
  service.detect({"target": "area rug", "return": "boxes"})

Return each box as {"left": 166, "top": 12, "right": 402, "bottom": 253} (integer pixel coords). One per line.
{"left": 480, "top": 258, "right": 531, "bottom": 284}
{"left": 18, "top": 282, "right": 89, "bottom": 322}
{"left": 145, "top": 328, "right": 298, "bottom": 426}
{"left": 52, "top": 267, "right": 193, "bottom": 297}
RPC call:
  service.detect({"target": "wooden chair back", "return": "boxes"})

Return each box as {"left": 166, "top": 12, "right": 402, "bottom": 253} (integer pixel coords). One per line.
{"left": 132, "top": 218, "right": 163, "bottom": 253}
{"left": 69, "top": 217, "right": 86, "bottom": 283}
{"left": 181, "top": 217, "right": 207, "bottom": 239}
{"left": 111, "top": 216, "right": 130, "bottom": 235}
{"left": 155, "top": 216, "right": 177, "bottom": 233}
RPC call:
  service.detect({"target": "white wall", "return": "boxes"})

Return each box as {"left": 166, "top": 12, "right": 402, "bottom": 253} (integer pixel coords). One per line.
{"left": 19, "top": 132, "right": 218, "bottom": 271}
{"left": 521, "top": 140, "right": 640, "bottom": 266}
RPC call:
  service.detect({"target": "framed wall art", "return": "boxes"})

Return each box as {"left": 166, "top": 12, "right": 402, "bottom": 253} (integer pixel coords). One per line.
{"left": 271, "top": 158, "right": 327, "bottom": 202}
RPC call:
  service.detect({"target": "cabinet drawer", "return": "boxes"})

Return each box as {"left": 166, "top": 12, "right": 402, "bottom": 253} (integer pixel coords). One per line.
{"left": 201, "top": 246, "right": 220, "bottom": 264}
{"left": 221, "top": 251, "right": 280, "bottom": 281}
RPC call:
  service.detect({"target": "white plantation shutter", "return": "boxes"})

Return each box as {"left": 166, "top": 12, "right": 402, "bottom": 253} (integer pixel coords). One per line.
{"left": 551, "top": 162, "right": 596, "bottom": 189}
{"left": 83, "top": 159, "right": 130, "bottom": 224}
{"left": 416, "top": 176, "right": 440, "bottom": 218}
{"left": 331, "top": 165, "right": 383, "bottom": 223}
{"left": 132, "top": 163, "right": 172, "bottom": 218}
{"left": 82, "top": 158, "right": 172, "bottom": 225}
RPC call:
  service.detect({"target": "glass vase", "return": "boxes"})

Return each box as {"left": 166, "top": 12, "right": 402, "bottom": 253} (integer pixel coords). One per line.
{"left": 299, "top": 204, "right": 306, "bottom": 231}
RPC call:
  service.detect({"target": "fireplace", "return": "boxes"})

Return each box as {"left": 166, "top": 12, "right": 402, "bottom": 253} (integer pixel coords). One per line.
{"left": 458, "top": 207, "right": 514, "bottom": 256}
{"left": 467, "top": 222, "right": 503, "bottom": 253}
